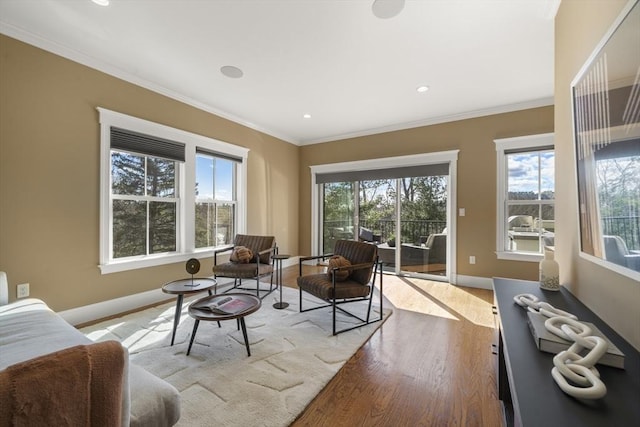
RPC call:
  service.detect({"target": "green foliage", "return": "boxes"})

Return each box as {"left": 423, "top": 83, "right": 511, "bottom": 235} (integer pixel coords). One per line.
{"left": 111, "top": 151, "right": 177, "bottom": 258}
{"left": 323, "top": 176, "right": 449, "bottom": 247}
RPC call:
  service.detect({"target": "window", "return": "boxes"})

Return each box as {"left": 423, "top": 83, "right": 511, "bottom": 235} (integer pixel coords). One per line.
{"left": 495, "top": 133, "right": 555, "bottom": 261}
{"left": 195, "top": 152, "right": 237, "bottom": 248}
{"left": 111, "top": 151, "right": 179, "bottom": 257}
{"left": 99, "top": 108, "right": 248, "bottom": 274}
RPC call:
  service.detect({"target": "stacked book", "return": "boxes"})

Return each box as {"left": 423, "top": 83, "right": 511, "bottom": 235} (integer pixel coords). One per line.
{"left": 527, "top": 311, "right": 625, "bottom": 369}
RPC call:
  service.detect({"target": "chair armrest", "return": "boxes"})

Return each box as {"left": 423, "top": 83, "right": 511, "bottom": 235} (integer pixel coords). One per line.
{"left": 213, "top": 245, "right": 234, "bottom": 254}
{"left": 624, "top": 254, "right": 640, "bottom": 271}
{"left": 255, "top": 246, "right": 277, "bottom": 265}
{"left": 299, "top": 253, "right": 333, "bottom": 263}
{"left": 213, "top": 245, "right": 235, "bottom": 265}
{"left": 331, "top": 261, "right": 374, "bottom": 273}
{"left": 298, "top": 253, "right": 334, "bottom": 276}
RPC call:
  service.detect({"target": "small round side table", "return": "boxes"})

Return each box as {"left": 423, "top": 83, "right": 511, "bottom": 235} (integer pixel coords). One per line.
{"left": 272, "top": 254, "right": 290, "bottom": 309}
{"left": 161, "top": 277, "right": 217, "bottom": 346}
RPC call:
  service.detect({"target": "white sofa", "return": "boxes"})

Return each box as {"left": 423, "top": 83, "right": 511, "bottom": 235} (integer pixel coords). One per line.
{"left": 0, "top": 274, "right": 180, "bottom": 426}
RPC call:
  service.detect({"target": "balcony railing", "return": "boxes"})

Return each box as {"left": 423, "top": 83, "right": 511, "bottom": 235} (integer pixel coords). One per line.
{"left": 602, "top": 215, "right": 640, "bottom": 251}
{"left": 324, "top": 219, "right": 447, "bottom": 245}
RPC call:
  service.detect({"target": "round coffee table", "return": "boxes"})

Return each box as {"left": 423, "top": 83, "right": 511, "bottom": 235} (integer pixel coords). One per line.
{"left": 162, "top": 277, "right": 217, "bottom": 346}
{"left": 187, "top": 293, "right": 261, "bottom": 357}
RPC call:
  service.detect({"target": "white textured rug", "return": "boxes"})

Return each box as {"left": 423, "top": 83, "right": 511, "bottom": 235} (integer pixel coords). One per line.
{"left": 81, "top": 285, "right": 391, "bottom": 426}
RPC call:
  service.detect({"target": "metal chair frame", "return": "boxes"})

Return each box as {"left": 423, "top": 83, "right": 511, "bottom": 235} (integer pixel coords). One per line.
{"left": 212, "top": 236, "right": 277, "bottom": 300}
{"left": 298, "top": 252, "right": 383, "bottom": 335}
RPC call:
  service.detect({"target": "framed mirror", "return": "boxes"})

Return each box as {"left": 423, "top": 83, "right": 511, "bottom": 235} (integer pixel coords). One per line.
{"left": 571, "top": 0, "right": 640, "bottom": 280}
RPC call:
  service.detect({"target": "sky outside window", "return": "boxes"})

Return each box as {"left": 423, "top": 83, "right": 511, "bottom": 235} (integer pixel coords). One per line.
{"left": 196, "top": 154, "right": 233, "bottom": 200}
{"left": 508, "top": 151, "right": 554, "bottom": 196}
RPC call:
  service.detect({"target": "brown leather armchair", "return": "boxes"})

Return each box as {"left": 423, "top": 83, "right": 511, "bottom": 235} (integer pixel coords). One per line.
{"left": 297, "top": 239, "right": 383, "bottom": 335}
{"left": 212, "top": 234, "right": 277, "bottom": 299}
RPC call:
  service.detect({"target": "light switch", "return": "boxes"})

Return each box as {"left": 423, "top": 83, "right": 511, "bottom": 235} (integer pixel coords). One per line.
{"left": 459, "top": 208, "right": 466, "bottom": 216}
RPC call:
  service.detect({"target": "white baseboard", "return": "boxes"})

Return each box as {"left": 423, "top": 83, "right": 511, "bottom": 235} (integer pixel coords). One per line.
{"left": 455, "top": 275, "right": 494, "bottom": 290}
{"left": 58, "top": 288, "right": 170, "bottom": 326}
{"left": 58, "top": 259, "right": 301, "bottom": 326}
{"left": 59, "top": 277, "right": 237, "bottom": 326}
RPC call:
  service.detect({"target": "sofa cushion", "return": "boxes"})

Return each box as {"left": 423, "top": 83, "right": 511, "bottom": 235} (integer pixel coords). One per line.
{"left": 129, "top": 364, "right": 181, "bottom": 427}
{"left": 0, "top": 298, "right": 181, "bottom": 427}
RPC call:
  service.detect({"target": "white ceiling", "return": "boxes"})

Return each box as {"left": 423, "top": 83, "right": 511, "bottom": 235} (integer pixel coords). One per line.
{"left": 0, "top": 0, "right": 557, "bottom": 145}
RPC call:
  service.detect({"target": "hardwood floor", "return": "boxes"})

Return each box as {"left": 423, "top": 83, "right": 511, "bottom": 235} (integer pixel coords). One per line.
{"left": 282, "top": 265, "right": 503, "bottom": 427}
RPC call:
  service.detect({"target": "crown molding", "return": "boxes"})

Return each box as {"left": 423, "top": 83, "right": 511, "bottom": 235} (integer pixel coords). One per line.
{"left": 299, "top": 97, "right": 555, "bottom": 145}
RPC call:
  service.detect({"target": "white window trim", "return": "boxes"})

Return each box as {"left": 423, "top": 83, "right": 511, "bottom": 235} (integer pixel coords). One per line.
{"left": 494, "top": 133, "right": 554, "bottom": 262}
{"left": 309, "top": 150, "right": 459, "bottom": 284}
{"left": 98, "top": 108, "right": 248, "bottom": 274}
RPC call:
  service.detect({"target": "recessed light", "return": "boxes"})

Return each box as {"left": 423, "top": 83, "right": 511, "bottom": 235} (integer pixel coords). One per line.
{"left": 220, "top": 65, "right": 244, "bottom": 79}
{"left": 303, "top": 113, "right": 312, "bottom": 119}
{"left": 417, "top": 85, "right": 429, "bottom": 93}
{"left": 372, "top": 0, "right": 406, "bottom": 19}
{"left": 91, "top": 0, "right": 110, "bottom": 6}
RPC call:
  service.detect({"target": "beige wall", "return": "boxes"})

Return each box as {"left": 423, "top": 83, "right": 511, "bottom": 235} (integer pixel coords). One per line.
{"left": 555, "top": 0, "right": 640, "bottom": 351}
{"left": 299, "top": 107, "right": 554, "bottom": 280}
{"left": 0, "top": 35, "right": 299, "bottom": 311}
{"left": 8, "top": 1, "right": 635, "bottom": 352}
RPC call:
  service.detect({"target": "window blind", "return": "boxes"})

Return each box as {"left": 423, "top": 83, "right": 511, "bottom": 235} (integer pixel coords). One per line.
{"left": 111, "top": 127, "right": 185, "bottom": 162}
{"left": 196, "top": 147, "right": 243, "bottom": 163}
{"left": 316, "top": 163, "right": 449, "bottom": 184}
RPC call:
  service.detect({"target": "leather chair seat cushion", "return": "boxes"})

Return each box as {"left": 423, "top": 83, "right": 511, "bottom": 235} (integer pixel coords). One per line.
{"left": 213, "top": 262, "right": 273, "bottom": 278}
{"left": 297, "top": 273, "right": 370, "bottom": 300}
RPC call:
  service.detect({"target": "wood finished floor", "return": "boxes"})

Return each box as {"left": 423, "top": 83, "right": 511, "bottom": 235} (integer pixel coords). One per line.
{"left": 282, "top": 265, "right": 503, "bottom": 427}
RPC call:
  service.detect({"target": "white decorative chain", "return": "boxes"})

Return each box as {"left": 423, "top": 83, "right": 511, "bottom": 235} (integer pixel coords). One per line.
{"left": 513, "top": 293, "right": 607, "bottom": 399}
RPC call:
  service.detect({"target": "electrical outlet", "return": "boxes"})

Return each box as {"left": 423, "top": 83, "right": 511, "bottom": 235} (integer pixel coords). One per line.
{"left": 17, "top": 283, "right": 29, "bottom": 298}
{"left": 469, "top": 256, "right": 476, "bottom": 265}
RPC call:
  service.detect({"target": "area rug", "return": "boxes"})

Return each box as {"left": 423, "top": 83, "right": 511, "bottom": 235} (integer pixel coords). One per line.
{"left": 81, "top": 285, "right": 391, "bottom": 426}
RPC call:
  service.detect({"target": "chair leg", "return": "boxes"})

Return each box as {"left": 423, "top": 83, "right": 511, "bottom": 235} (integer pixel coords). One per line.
{"left": 379, "top": 263, "right": 384, "bottom": 321}
{"left": 332, "top": 296, "right": 337, "bottom": 336}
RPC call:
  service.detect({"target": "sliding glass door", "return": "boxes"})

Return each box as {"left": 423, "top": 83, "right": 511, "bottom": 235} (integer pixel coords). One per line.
{"left": 318, "top": 166, "right": 450, "bottom": 280}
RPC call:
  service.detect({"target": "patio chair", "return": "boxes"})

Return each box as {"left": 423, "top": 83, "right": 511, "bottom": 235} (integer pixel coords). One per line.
{"left": 603, "top": 235, "right": 640, "bottom": 272}
{"left": 297, "top": 239, "right": 383, "bottom": 335}
{"left": 212, "top": 234, "right": 277, "bottom": 299}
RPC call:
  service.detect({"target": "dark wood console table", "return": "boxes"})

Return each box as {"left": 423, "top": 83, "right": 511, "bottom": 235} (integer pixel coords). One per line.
{"left": 493, "top": 277, "right": 640, "bottom": 427}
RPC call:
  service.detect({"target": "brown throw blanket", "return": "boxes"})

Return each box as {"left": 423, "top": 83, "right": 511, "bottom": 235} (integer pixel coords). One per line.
{"left": 0, "top": 340, "right": 125, "bottom": 427}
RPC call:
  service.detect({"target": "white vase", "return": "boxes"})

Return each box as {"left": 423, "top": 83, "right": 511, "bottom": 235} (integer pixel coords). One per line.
{"left": 539, "top": 249, "right": 560, "bottom": 291}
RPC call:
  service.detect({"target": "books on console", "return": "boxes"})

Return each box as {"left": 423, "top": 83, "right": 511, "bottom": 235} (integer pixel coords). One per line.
{"left": 193, "top": 296, "right": 252, "bottom": 315}
{"left": 527, "top": 311, "right": 625, "bottom": 369}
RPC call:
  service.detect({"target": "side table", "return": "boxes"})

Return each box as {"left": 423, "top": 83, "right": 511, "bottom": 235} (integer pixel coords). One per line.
{"left": 272, "top": 254, "right": 290, "bottom": 309}
{"left": 162, "top": 277, "right": 217, "bottom": 346}
{"left": 187, "top": 293, "right": 262, "bottom": 357}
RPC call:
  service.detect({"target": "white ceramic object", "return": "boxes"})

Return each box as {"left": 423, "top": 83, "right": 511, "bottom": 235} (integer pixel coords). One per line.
{"left": 551, "top": 364, "right": 607, "bottom": 399}
{"left": 539, "top": 249, "right": 560, "bottom": 291}
{"left": 513, "top": 294, "right": 610, "bottom": 399}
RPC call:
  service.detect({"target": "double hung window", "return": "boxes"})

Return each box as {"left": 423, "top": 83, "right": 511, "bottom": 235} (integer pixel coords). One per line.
{"left": 99, "top": 108, "right": 248, "bottom": 273}
{"left": 195, "top": 151, "right": 237, "bottom": 248}
{"left": 495, "top": 133, "right": 555, "bottom": 261}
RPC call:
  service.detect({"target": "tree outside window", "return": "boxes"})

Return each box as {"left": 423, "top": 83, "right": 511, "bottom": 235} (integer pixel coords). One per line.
{"left": 111, "top": 151, "right": 178, "bottom": 258}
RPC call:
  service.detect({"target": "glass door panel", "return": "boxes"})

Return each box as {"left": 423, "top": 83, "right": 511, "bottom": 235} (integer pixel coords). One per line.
{"left": 322, "top": 182, "right": 354, "bottom": 254}
{"left": 359, "top": 179, "right": 396, "bottom": 271}
{"left": 399, "top": 175, "right": 448, "bottom": 276}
